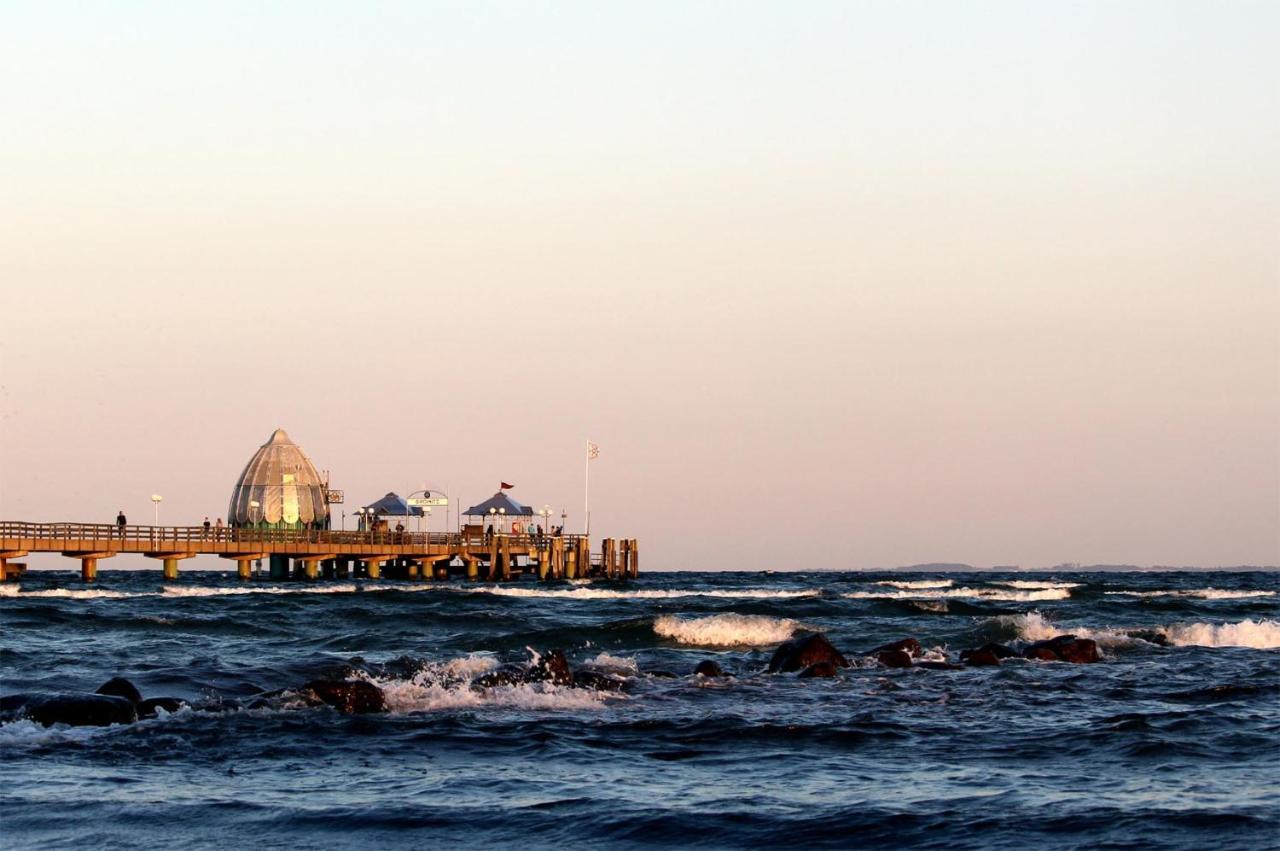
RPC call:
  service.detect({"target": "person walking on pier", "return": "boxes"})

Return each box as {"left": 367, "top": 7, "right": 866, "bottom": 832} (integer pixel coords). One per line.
{"left": 202, "top": 517, "right": 211, "bottom": 538}
{"left": 215, "top": 517, "right": 224, "bottom": 541}
{"left": 116, "top": 510, "right": 127, "bottom": 537}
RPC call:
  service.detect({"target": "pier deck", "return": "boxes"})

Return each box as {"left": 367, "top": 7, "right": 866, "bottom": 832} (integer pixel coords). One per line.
{"left": 0, "top": 522, "right": 638, "bottom": 582}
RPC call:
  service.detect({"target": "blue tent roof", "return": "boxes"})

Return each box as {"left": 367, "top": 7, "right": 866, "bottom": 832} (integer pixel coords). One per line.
{"left": 363, "top": 492, "right": 424, "bottom": 516}
{"left": 464, "top": 492, "right": 533, "bottom": 517}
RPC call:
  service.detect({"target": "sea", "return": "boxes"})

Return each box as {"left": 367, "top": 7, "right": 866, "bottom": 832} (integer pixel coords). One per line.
{"left": 1, "top": 569, "right": 1277, "bottom": 850}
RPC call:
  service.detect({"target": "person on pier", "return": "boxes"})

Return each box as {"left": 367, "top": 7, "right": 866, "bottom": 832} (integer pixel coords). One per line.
{"left": 116, "top": 510, "right": 127, "bottom": 536}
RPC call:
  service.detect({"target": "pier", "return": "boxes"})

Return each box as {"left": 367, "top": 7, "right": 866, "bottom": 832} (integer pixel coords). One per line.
{"left": 0, "top": 522, "right": 638, "bottom": 583}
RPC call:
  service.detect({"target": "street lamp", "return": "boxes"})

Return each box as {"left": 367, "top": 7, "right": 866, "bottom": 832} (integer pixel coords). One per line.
{"left": 151, "top": 494, "right": 163, "bottom": 526}
{"left": 561, "top": 510, "right": 568, "bottom": 534}
{"left": 249, "top": 499, "right": 261, "bottom": 528}
{"left": 498, "top": 506, "right": 506, "bottom": 534}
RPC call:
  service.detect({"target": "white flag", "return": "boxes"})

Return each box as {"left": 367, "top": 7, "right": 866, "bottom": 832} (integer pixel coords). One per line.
{"left": 587, "top": 441, "right": 600, "bottom": 460}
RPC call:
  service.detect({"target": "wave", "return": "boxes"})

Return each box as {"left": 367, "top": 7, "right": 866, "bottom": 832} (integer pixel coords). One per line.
{"left": 1103, "top": 589, "right": 1275, "bottom": 600}
{"left": 1008, "top": 612, "right": 1280, "bottom": 649}
{"left": 873, "top": 579, "right": 953, "bottom": 590}
{"left": 1, "top": 587, "right": 135, "bottom": 599}
{"left": 997, "top": 580, "right": 1082, "bottom": 590}
{"left": 845, "top": 586, "right": 1071, "bottom": 602}
{"left": 438, "top": 586, "right": 820, "bottom": 601}
{"left": 581, "top": 652, "right": 640, "bottom": 674}
{"left": 359, "top": 655, "right": 622, "bottom": 712}
{"left": 652, "top": 613, "right": 799, "bottom": 647}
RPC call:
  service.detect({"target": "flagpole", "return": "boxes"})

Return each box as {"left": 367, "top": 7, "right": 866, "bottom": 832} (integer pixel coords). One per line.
{"left": 584, "top": 439, "right": 590, "bottom": 538}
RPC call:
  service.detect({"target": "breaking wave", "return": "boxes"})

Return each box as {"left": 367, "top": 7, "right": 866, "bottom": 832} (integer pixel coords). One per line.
{"left": 846, "top": 586, "right": 1071, "bottom": 602}
{"left": 440, "top": 586, "right": 820, "bottom": 601}
{"left": 1008, "top": 612, "right": 1280, "bottom": 649}
{"left": 997, "top": 580, "right": 1082, "bottom": 590}
{"left": 653, "top": 613, "right": 800, "bottom": 647}
{"left": 1104, "top": 589, "right": 1275, "bottom": 600}
{"left": 873, "top": 579, "right": 954, "bottom": 589}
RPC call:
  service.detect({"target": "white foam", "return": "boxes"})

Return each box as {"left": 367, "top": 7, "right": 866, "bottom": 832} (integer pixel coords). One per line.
{"left": 998, "top": 580, "right": 1082, "bottom": 590}
{"left": 653, "top": 613, "right": 800, "bottom": 646}
{"left": 0, "top": 585, "right": 18, "bottom": 598}
{"left": 436, "top": 586, "right": 819, "bottom": 601}
{"left": 1104, "top": 588, "right": 1276, "bottom": 600}
{"left": 873, "top": 579, "right": 954, "bottom": 590}
{"left": 845, "top": 586, "right": 1071, "bottom": 602}
{"left": 1161, "top": 619, "right": 1280, "bottom": 648}
{"left": 4, "top": 587, "right": 136, "bottom": 599}
{"left": 582, "top": 652, "right": 640, "bottom": 674}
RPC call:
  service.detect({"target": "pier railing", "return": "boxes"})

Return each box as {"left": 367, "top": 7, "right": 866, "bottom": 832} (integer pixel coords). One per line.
{"left": 0, "top": 521, "right": 585, "bottom": 551}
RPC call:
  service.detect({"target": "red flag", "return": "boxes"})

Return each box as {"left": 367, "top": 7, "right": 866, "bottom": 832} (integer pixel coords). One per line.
{"left": 500, "top": 482, "right": 514, "bottom": 490}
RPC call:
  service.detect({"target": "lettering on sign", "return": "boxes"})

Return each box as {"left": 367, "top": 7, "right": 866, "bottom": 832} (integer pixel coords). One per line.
{"left": 325, "top": 489, "right": 345, "bottom": 504}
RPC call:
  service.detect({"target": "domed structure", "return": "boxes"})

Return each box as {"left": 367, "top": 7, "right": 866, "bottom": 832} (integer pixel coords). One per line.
{"left": 228, "top": 428, "right": 330, "bottom": 529}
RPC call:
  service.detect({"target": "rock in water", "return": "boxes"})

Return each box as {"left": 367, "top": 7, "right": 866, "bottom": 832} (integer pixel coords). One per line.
{"left": 869, "top": 638, "right": 923, "bottom": 658}
{"left": 527, "top": 650, "right": 574, "bottom": 686}
{"left": 95, "top": 677, "right": 143, "bottom": 705}
{"left": 301, "top": 680, "right": 387, "bottom": 714}
{"left": 960, "top": 643, "right": 1017, "bottom": 665}
{"left": 1022, "top": 635, "right": 1101, "bottom": 664}
{"left": 693, "top": 660, "right": 725, "bottom": 678}
{"left": 25, "top": 694, "right": 138, "bottom": 727}
{"left": 767, "top": 633, "right": 850, "bottom": 674}
{"left": 138, "top": 697, "right": 188, "bottom": 718}
{"left": 797, "top": 661, "right": 839, "bottom": 678}
{"left": 572, "top": 671, "right": 626, "bottom": 692}
{"left": 876, "top": 649, "right": 914, "bottom": 669}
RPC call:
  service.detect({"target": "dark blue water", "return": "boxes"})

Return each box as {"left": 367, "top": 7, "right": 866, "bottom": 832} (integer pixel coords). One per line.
{"left": 2, "top": 570, "right": 1277, "bottom": 849}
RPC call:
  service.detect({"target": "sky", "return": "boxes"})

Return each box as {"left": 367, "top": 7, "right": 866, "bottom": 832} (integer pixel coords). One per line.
{"left": 1, "top": 1, "right": 1277, "bottom": 570}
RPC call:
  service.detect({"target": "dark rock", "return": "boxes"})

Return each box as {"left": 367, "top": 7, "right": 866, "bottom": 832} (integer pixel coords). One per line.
{"left": 572, "top": 671, "right": 626, "bottom": 692}
{"left": 301, "top": 680, "right": 387, "bottom": 714}
{"left": 960, "top": 643, "right": 1017, "bottom": 664}
{"left": 1022, "top": 635, "right": 1100, "bottom": 664}
{"left": 25, "top": 694, "right": 138, "bottom": 727}
{"left": 767, "top": 633, "right": 850, "bottom": 674}
{"left": 693, "top": 660, "right": 725, "bottom": 678}
{"left": 474, "top": 665, "right": 528, "bottom": 688}
{"left": 961, "top": 648, "right": 1003, "bottom": 667}
{"left": 797, "top": 661, "right": 839, "bottom": 678}
{"left": 869, "top": 638, "right": 923, "bottom": 658}
{"left": 137, "top": 697, "right": 187, "bottom": 718}
{"left": 95, "top": 677, "right": 143, "bottom": 705}
{"left": 876, "top": 649, "right": 914, "bottom": 669}
{"left": 526, "top": 650, "right": 574, "bottom": 686}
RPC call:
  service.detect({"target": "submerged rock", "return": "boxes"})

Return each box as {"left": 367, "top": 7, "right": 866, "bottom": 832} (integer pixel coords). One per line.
{"left": 95, "top": 677, "right": 144, "bottom": 705}
{"left": 693, "top": 660, "right": 725, "bottom": 678}
{"left": 1022, "top": 635, "right": 1100, "bottom": 664}
{"left": 767, "top": 633, "right": 850, "bottom": 674}
{"left": 475, "top": 650, "right": 575, "bottom": 689}
{"left": 960, "top": 643, "right": 1018, "bottom": 667}
{"left": 797, "top": 661, "right": 839, "bottom": 679}
{"left": 572, "top": 671, "right": 627, "bottom": 692}
{"left": 11, "top": 693, "right": 138, "bottom": 727}
{"left": 301, "top": 680, "right": 388, "bottom": 714}
{"left": 875, "top": 649, "right": 914, "bottom": 669}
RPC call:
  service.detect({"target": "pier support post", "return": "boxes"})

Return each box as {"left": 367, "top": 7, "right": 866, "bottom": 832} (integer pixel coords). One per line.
{"left": 363, "top": 556, "right": 391, "bottom": 579}
{"left": 163, "top": 558, "right": 179, "bottom": 580}
{"left": 499, "top": 536, "right": 511, "bottom": 581}
{"left": 465, "top": 557, "right": 479, "bottom": 581}
{"left": 629, "top": 539, "right": 639, "bottom": 578}
{"left": 302, "top": 558, "right": 321, "bottom": 580}
{"left": 81, "top": 557, "right": 98, "bottom": 582}
{"left": 237, "top": 559, "right": 253, "bottom": 580}
{"left": 0, "top": 551, "right": 29, "bottom": 582}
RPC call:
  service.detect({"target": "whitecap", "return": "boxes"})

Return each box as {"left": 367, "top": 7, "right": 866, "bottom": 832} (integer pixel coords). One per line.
{"left": 437, "top": 586, "right": 819, "bottom": 601}
{"left": 844, "top": 586, "right": 1071, "bottom": 602}
{"left": 873, "top": 579, "right": 954, "bottom": 590}
{"left": 1103, "top": 588, "right": 1275, "bottom": 600}
{"left": 653, "top": 613, "right": 800, "bottom": 646}
{"left": 1161, "top": 619, "right": 1280, "bottom": 649}
{"left": 997, "top": 580, "right": 1082, "bottom": 590}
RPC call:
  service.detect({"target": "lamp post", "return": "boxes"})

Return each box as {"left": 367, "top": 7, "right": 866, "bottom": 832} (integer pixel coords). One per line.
{"left": 151, "top": 494, "right": 163, "bottom": 526}
{"left": 498, "top": 506, "right": 506, "bottom": 534}
{"left": 561, "top": 510, "right": 568, "bottom": 535}
{"left": 488, "top": 506, "right": 496, "bottom": 538}
{"left": 249, "top": 499, "right": 261, "bottom": 529}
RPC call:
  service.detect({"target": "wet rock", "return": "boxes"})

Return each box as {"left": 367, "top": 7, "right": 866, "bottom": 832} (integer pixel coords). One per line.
{"left": 869, "top": 638, "right": 923, "bottom": 658}
{"left": 960, "top": 648, "right": 1003, "bottom": 667}
{"left": 797, "top": 661, "right": 839, "bottom": 679}
{"left": 301, "top": 680, "right": 387, "bottom": 714}
{"left": 960, "top": 643, "right": 1017, "bottom": 665}
{"left": 572, "top": 671, "right": 626, "bottom": 692}
{"left": 875, "top": 649, "right": 914, "bottom": 669}
{"left": 95, "top": 677, "right": 143, "bottom": 705}
{"left": 137, "top": 697, "right": 188, "bottom": 718}
{"left": 693, "top": 660, "right": 725, "bottom": 678}
{"left": 474, "top": 666, "right": 528, "bottom": 688}
{"left": 767, "top": 633, "right": 850, "bottom": 674}
{"left": 22, "top": 693, "right": 138, "bottom": 727}
{"left": 526, "top": 650, "right": 574, "bottom": 686}
{"left": 1022, "top": 635, "right": 1100, "bottom": 664}
{"left": 643, "top": 669, "right": 679, "bottom": 679}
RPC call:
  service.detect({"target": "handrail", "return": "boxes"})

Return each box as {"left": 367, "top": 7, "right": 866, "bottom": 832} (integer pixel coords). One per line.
{"left": 0, "top": 521, "right": 587, "bottom": 550}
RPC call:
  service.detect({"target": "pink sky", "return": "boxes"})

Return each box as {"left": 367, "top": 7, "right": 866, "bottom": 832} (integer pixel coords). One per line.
{"left": 1, "top": 3, "right": 1276, "bottom": 569}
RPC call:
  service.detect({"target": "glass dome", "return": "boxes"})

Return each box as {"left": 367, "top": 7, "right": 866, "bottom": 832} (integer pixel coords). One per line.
{"left": 227, "top": 428, "right": 330, "bottom": 529}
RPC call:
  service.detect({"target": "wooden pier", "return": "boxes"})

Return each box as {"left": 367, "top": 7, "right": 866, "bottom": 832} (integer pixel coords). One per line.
{"left": 0, "top": 522, "right": 638, "bottom": 583}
